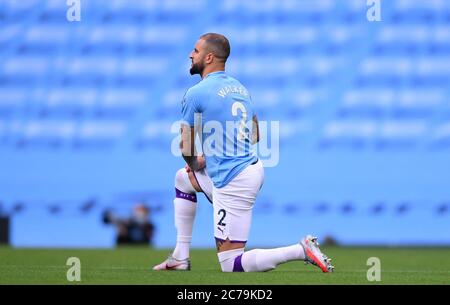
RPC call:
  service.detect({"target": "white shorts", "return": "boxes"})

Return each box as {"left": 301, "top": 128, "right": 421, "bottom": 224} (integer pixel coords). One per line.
{"left": 192, "top": 168, "right": 213, "bottom": 203}
{"left": 212, "top": 159, "right": 264, "bottom": 243}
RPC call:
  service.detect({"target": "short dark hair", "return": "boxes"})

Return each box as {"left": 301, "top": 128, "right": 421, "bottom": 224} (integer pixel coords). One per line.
{"left": 200, "top": 33, "right": 230, "bottom": 63}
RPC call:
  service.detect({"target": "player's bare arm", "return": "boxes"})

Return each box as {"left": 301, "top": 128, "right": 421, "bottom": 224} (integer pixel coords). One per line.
{"left": 180, "top": 124, "right": 205, "bottom": 172}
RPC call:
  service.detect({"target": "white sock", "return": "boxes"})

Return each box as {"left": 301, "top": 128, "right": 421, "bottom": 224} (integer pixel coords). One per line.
{"left": 172, "top": 198, "right": 197, "bottom": 260}
{"left": 172, "top": 169, "right": 197, "bottom": 261}
{"left": 240, "top": 244, "right": 305, "bottom": 272}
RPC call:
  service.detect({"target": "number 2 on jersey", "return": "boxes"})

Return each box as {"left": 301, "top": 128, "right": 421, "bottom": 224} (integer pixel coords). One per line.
{"left": 217, "top": 209, "right": 227, "bottom": 226}
{"left": 231, "top": 101, "right": 250, "bottom": 141}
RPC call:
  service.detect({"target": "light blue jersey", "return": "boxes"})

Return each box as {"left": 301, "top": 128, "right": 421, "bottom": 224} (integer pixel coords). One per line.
{"left": 182, "top": 71, "right": 257, "bottom": 188}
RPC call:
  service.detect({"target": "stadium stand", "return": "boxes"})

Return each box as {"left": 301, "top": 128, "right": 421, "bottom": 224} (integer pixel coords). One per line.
{"left": 0, "top": 0, "right": 449, "bottom": 247}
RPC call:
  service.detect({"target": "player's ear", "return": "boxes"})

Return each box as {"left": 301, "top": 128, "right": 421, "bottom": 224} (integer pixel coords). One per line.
{"left": 206, "top": 53, "right": 214, "bottom": 64}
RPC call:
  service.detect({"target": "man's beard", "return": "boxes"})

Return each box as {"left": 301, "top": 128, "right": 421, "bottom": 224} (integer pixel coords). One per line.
{"left": 190, "top": 61, "right": 204, "bottom": 75}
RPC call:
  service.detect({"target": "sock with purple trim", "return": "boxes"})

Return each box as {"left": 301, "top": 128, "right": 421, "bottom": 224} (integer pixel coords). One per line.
{"left": 240, "top": 244, "right": 305, "bottom": 272}
{"left": 172, "top": 169, "right": 197, "bottom": 261}
{"left": 217, "top": 248, "right": 245, "bottom": 272}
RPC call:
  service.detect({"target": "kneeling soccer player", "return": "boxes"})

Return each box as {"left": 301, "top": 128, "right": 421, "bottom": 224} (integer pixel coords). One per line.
{"left": 153, "top": 33, "right": 333, "bottom": 273}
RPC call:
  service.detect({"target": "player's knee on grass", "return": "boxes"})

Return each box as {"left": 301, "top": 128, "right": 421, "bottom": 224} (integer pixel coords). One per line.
{"left": 217, "top": 248, "right": 245, "bottom": 272}
{"left": 175, "top": 168, "right": 196, "bottom": 194}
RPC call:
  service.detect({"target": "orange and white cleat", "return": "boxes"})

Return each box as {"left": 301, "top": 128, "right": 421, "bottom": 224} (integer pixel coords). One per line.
{"left": 300, "top": 235, "right": 334, "bottom": 273}
{"left": 153, "top": 255, "right": 191, "bottom": 271}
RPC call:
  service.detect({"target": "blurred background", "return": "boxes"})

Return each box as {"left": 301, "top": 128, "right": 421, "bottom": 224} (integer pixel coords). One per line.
{"left": 0, "top": 0, "right": 449, "bottom": 249}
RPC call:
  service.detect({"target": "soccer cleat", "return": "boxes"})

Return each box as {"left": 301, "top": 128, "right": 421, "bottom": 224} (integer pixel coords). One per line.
{"left": 153, "top": 255, "right": 191, "bottom": 271}
{"left": 300, "top": 235, "right": 334, "bottom": 273}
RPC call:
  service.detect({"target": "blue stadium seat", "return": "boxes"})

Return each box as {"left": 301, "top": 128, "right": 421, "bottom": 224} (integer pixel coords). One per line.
{"left": 1, "top": 0, "right": 450, "bottom": 247}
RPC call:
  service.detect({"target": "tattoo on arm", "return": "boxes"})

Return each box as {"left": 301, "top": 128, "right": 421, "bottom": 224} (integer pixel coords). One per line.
{"left": 181, "top": 125, "right": 202, "bottom": 170}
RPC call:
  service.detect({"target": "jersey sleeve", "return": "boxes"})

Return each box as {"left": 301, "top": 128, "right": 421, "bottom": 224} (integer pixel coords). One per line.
{"left": 181, "top": 89, "right": 201, "bottom": 127}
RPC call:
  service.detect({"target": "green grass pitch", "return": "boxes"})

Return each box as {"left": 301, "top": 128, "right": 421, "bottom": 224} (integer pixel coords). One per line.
{"left": 0, "top": 246, "right": 449, "bottom": 284}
